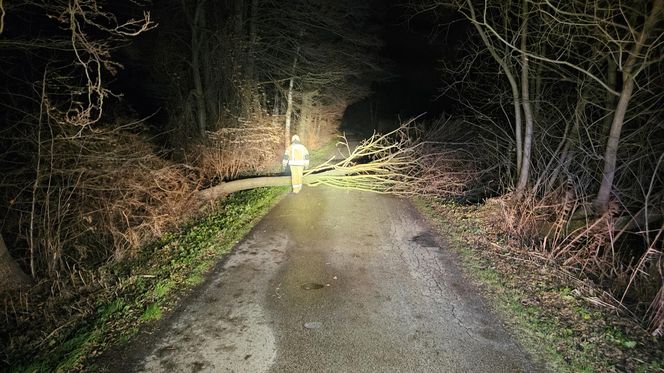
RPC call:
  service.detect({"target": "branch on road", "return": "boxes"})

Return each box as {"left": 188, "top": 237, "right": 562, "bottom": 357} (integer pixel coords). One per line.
{"left": 197, "top": 120, "right": 475, "bottom": 202}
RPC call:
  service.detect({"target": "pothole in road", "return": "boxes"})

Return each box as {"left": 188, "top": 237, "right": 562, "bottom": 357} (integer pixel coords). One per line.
{"left": 412, "top": 232, "right": 438, "bottom": 247}
{"left": 301, "top": 282, "right": 325, "bottom": 290}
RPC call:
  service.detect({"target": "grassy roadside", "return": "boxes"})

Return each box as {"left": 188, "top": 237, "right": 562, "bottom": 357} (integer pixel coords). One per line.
{"left": 8, "top": 138, "right": 342, "bottom": 372}
{"left": 413, "top": 197, "right": 664, "bottom": 373}
{"left": 12, "top": 187, "right": 287, "bottom": 372}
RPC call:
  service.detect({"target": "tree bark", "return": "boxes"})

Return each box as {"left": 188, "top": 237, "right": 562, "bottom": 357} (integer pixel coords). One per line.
{"left": 604, "top": 55, "right": 617, "bottom": 134}
{"left": 284, "top": 75, "right": 295, "bottom": 147}
{"left": 533, "top": 44, "right": 546, "bottom": 119}
{"left": 284, "top": 47, "right": 299, "bottom": 147}
{"left": 247, "top": 0, "right": 260, "bottom": 80}
{"left": 199, "top": 176, "right": 291, "bottom": 200}
{"left": 191, "top": 0, "right": 208, "bottom": 136}
{"left": 197, "top": 171, "right": 349, "bottom": 201}
{"left": 593, "top": 0, "right": 662, "bottom": 212}
{"left": 0, "top": 234, "right": 31, "bottom": 292}
{"left": 593, "top": 73, "right": 636, "bottom": 212}
{"left": 465, "top": 0, "right": 523, "bottom": 180}
{"left": 271, "top": 85, "right": 280, "bottom": 126}
{"left": 233, "top": 0, "right": 244, "bottom": 35}
{"left": 515, "top": 0, "right": 534, "bottom": 194}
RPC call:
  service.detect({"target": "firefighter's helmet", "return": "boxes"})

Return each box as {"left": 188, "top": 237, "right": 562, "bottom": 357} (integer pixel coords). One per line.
{"left": 291, "top": 135, "right": 300, "bottom": 143}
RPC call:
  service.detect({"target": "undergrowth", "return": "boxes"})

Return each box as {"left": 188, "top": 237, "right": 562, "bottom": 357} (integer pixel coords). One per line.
{"left": 9, "top": 186, "right": 287, "bottom": 372}
{"left": 414, "top": 197, "right": 664, "bottom": 373}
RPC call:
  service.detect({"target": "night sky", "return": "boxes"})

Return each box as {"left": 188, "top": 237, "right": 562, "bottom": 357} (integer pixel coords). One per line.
{"left": 342, "top": 2, "right": 461, "bottom": 133}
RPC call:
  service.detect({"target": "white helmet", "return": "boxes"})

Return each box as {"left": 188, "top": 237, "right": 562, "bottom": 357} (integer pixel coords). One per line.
{"left": 291, "top": 135, "right": 300, "bottom": 143}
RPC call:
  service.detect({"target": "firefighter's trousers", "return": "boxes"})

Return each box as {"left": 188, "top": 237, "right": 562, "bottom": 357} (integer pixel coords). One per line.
{"left": 289, "top": 165, "right": 304, "bottom": 193}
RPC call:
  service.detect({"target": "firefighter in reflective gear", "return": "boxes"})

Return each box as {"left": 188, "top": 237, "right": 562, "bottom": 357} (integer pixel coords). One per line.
{"left": 282, "top": 135, "right": 310, "bottom": 193}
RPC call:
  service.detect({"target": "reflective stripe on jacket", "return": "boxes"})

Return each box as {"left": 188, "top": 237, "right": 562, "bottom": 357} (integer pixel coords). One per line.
{"left": 285, "top": 143, "right": 309, "bottom": 166}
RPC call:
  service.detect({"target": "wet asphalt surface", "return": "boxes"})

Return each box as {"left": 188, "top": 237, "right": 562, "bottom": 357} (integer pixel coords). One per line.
{"left": 109, "top": 183, "right": 545, "bottom": 372}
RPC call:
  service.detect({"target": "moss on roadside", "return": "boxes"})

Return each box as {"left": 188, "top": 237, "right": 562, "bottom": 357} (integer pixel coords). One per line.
{"left": 413, "top": 197, "right": 664, "bottom": 373}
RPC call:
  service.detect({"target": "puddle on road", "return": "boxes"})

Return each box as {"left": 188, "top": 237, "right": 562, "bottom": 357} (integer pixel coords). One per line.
{"left": 301, "top": 282, "right": 325, "bottom": 290}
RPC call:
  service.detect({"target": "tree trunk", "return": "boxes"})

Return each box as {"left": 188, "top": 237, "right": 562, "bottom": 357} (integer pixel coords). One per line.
{"left": 233, "top": 0, "right": 244, "bottom": 36}
{"left": 515, "top": 0, "right": 534, "bottom": 194}
{"left": 202, "top": 2, "right": 218, "bottom": 130}
{"left": 199, "top": 176, "right": 291, "bottom": 200}
{"left": 0, "top": 234, "right": 31, "bottom": 292}
{"left": 284, "top": 75, "right": 295, "bottom": 147}
{"left": 192, "top": 0, "right": 208, "bottom": 136}
{"left": 284, "top": 47, "right": 299, "bottom": 147}
{"left": 593, "top": 75, "right": 636, "bottom": 212}
{"left": 593, "top": 0, "right": 662, "bottom": 212}
{"left": 465, "top": 0, "right": 523, "bottom": 181}
{"left": 604, "top": 55, "right": 617, "bottom": 134}
{"left": 198, "top": 171, "right": 348, "bottom": 201}
{"left": 246, "top": 0, "right": 260, "bottom": 80}
{"left": 271, "top": 85, "right": 280, "bottom": 126}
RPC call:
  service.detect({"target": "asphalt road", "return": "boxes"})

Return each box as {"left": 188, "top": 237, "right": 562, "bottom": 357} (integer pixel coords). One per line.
{"left": 113, "top": 182, "right": 543, "bottom": 372}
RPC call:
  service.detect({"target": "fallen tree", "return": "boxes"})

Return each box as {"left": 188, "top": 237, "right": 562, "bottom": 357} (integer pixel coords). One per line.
{"left": 198, "top": 121, "right": 477, "bottom": 202}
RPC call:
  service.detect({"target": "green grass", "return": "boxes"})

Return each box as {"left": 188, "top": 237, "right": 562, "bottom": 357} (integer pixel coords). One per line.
{"left": 185, "top": 272, "right": 204, "bottom": 286}
{"left": 153, "top": 280, "right": 172, "bottom": 299}
{"left": 604, "top": 326, "right": 638, "bottom": 349}
{"left": 637, "top": 360, "right": 664, "bottom": 373}
{"left": 140, "top": 304, "right": 162, "bottom": 321}
{"left": 308, "top": 138, "right": 341, "bottom": 165}
{"left": 411, "top": 197, "right": 658, "bottom": 373}
{"left": 14, "top": 140, "right": 337, "bottom": 372}
{"left": 419, "top": 198, "right": 664, "bottom": 372}
{"left": 13, "top": 186, "right": 288, "bottom": 372}
{"left": 99, "top": 299, "right": 126, "bottom": 322}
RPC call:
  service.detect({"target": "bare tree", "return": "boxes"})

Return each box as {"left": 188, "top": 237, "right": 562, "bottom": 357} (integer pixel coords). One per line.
{"left": 592, "top": 0, "right": 663, "bottom": 212}
{"left": 422, "top": 0, "right": 663, "bottom": 210}
{"left": 283, "top": 45, "right": 300, "bottom": 147}
{"left": 252, "top": 0, "right": 384, "bottom": 146}
{"left": 415, "top": 0, "right": 664, "bottom": 333}
{"left": 515, "top": 0, "right": 535, "bottom": 194}
{"left": 431, "top": 0, "right": 527, "bottom": 189}
{"left": 0, "top": 0, "right": 154, "bottom": 289}
{"left": 475, "top": 0, "right": 662, "bottom": 211}
{"left": 190, "top": 0, "right": 209, "bottom": 135}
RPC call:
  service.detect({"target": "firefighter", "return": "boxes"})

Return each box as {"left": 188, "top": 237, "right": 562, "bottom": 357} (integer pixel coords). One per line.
{"left": 282, "top": 135, "right": 310, "bottom": 193}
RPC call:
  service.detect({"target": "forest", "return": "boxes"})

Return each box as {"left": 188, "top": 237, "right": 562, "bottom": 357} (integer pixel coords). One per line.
{"left": 1, "top": 0, "right": 662, "bottom": 370}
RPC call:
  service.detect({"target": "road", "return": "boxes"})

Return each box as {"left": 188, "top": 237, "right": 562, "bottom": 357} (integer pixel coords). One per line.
{"left": 115, "top": 185, "right": 542, "bottom": 372}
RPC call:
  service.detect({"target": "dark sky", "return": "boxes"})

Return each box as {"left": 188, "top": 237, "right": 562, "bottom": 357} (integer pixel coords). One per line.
{"left": 342, "top": 2, "right": 460, "bottom": 133}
